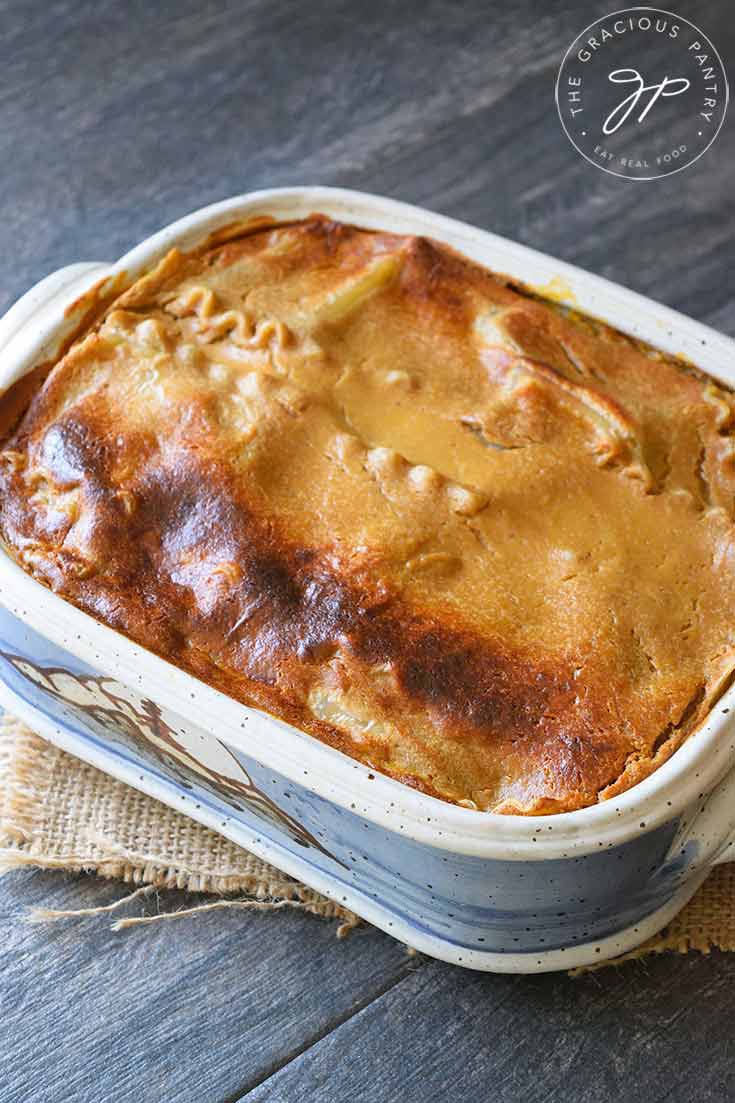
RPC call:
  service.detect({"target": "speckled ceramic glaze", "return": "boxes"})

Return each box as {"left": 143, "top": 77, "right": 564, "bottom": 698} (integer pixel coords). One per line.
{"left": 1, "top": 189, "right": 735, "bottom": 973}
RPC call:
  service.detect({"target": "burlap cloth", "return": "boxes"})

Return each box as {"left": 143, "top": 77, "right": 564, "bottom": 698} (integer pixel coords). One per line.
{"left": 2, "top": 712, "right": 734, "bottom": 969}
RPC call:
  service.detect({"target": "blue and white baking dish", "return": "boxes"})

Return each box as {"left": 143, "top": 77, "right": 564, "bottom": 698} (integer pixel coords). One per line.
{"left": 1, "top": 188, "right": 734, "bottom": 973}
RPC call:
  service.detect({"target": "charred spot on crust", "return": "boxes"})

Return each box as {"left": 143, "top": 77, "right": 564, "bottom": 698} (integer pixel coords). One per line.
{"left": 39, "top": 416, "right": 112, "bottom": 489}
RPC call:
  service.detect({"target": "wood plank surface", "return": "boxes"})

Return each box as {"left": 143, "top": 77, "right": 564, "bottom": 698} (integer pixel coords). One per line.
{"left": 245, "top": 952, "right": 735, "bottom": 1103}
{"left": 0, "top": 0, "right": 733, "bottom": 1100}
{"left": 0, "top": 869, "right": 413, "bottom": 1103}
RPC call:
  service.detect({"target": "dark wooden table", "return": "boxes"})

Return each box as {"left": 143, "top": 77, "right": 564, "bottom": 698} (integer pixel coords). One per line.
{"left": 1, "top": 1, "right": 734, "bottom": 1099}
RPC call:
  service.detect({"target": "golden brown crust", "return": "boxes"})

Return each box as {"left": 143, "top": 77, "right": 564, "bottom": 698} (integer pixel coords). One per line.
{"left": 2, "top": 216, "right": 734, "bottom": 814}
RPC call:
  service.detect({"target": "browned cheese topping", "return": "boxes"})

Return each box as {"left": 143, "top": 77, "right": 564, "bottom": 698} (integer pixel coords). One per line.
{"left": 2, "top": 217, "right": 734, "bottom": 813}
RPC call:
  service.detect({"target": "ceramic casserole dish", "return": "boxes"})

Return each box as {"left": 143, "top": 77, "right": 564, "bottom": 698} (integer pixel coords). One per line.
{"left": 1, "top": 187, "right": 734, "bottom": 973}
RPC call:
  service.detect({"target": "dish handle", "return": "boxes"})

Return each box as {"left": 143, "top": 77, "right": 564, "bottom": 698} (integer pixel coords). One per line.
{"left": 0, "top": 262, "right": 110, "bottom": 368}
{"left": 665, "top": 764, "right": 735, "bottom": 872}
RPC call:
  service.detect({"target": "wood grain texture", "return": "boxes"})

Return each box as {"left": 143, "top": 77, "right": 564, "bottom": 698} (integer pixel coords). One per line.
{"left": 245, "top": 953, "right": 735, "bottom": 1103}
{"left": 0, "top": 0, "right": 733, "bottom": 1099}
{"left": 0, "top": 0, "right": 732, "bottom": 334}
{"left": 0, "top": 869, "right": 413, "bottom": 1103}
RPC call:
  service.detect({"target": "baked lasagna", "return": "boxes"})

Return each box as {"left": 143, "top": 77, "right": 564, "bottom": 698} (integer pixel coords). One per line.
{"left": 1, "top": 217, "right": 734, "bottom": 814}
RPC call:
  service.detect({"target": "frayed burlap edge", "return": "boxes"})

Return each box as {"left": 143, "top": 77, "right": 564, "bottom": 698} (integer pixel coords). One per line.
{"left": 0, "top": 714, "right": 360, "bottom": 936}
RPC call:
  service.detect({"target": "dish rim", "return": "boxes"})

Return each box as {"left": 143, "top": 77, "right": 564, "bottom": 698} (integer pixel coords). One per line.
{"left": 1, "top": 184, "right": 734, "bottom": 860}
